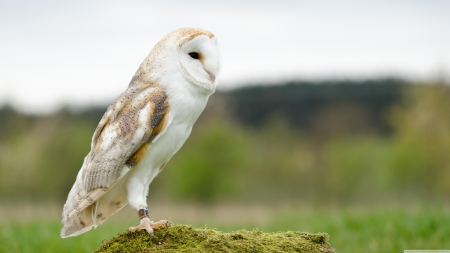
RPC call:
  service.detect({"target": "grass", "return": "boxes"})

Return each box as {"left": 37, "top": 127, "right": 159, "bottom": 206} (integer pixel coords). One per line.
{"left": 262, "top": 205, "right": 450, "bottom": 252}
{"left": 0, "top": 204, "right": 449, "bottom": 252}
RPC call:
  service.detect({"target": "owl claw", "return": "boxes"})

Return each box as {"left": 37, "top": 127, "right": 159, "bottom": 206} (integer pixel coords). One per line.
{"left": 129, "top": 217, "right": 154, "bottom": 236}
{"left": 129, "top": 217, "right": 171, "bottom": 237}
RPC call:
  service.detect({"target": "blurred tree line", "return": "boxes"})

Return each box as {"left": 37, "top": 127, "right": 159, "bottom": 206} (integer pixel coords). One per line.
{"left": 0, "top": 78, "right": 449, "bottom": 205}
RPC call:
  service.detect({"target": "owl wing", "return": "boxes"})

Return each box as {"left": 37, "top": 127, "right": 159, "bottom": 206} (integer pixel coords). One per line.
{"left": 61, "top": 86, "right": 170, "bottom": 237}
{"left": 82, "top": 86, "right": 170, "bottom": 190}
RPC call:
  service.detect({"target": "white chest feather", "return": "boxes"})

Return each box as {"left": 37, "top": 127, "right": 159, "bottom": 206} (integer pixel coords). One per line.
{"left": 126, "top": 79, "right": 210, "bottom": 193}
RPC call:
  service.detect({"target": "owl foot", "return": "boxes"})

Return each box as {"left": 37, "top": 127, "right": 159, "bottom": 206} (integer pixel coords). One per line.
{"left": 128, "top": 209, "right": 171, "bottom": 237}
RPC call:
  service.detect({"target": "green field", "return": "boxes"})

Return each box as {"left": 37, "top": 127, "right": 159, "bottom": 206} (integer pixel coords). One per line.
{"left": 2, "top": 82, "right": 450, "bottom": 252}
{"left": 1, "top": 204, "right": 449, "bottom": 253}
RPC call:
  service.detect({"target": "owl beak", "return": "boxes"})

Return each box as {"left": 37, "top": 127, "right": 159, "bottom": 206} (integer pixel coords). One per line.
{"left": 206, "top": 70, "right": 216, "bottom": 82}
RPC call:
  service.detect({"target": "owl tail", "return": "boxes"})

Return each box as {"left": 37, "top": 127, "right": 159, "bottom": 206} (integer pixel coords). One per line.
{"left": 60, "top": 170, "right": 129, "bottom": 238}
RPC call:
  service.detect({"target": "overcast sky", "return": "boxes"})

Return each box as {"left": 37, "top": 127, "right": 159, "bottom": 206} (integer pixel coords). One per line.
{"left": 1, "top": 0, "right": 449, "bottom": 113}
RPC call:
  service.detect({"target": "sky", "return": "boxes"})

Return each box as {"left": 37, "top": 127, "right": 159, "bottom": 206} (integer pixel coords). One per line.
{"left": 1, "top": 0, "right": 449, "bottom": 113}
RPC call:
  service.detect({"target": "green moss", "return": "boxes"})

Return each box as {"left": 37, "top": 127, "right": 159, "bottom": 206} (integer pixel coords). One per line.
{"left": 95, "top": 224, "right": 334, "bottom": 253}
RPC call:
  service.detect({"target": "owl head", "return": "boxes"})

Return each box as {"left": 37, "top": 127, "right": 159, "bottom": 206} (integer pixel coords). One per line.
{"left": 132, "top": 28, "right": 220, "bottom": 93}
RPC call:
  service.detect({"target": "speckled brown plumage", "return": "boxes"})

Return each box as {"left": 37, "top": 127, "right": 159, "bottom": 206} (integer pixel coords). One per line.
{"left": 83, "top": 87, "right": 168, "bottom": 190}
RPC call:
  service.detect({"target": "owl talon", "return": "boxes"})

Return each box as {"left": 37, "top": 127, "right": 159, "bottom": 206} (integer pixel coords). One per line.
{"left": 150, "top": 219, "right": 172, "bottom": 229}
{"left": 129, "top": 217, "right": 155, "bottom": 236}
{"left": 129, "top": 217, "right": 172, "bottom": 237}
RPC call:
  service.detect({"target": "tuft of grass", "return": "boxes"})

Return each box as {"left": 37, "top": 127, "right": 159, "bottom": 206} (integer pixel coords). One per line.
{"left": 94, "top": 224, "right": 334, "bottom": 253}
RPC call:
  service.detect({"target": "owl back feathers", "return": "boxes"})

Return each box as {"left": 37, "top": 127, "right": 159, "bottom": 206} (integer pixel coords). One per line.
{"left": 82, "top": 86, "right": 168, "bottom": 190}
{"left": 61, "top": 171, "right": 127, "bottom": 237}
{"left": 61, "top": 86, "right": 170, "bottom": 238}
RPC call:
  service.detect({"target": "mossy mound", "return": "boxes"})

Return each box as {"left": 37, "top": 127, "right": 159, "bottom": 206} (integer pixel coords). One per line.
{"left": 95, "top": 224, "right": 334, "bottom": 253}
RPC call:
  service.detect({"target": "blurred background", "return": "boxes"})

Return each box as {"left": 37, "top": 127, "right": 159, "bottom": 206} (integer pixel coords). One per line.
{"left": 1, "top": 0, "right": 450, "bottom": 252}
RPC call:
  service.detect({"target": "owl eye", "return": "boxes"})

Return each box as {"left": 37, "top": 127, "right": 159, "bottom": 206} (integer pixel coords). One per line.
{"left": 188, "top": 52, "right": 199, "bottom": 59}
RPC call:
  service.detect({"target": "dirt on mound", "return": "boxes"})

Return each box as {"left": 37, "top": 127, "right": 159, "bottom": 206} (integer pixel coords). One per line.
{"left": 95, "top": 224, "right": 334, "bottom": 253}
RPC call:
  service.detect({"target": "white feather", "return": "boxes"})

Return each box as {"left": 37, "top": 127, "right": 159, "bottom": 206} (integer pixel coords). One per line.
{"left": 101, "top": 126, "right": 117, "bottom": 150}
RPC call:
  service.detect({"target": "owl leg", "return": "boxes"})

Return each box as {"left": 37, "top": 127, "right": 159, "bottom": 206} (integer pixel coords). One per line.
{"left": 128, "top": 209, "right": 171, "bottom": 236}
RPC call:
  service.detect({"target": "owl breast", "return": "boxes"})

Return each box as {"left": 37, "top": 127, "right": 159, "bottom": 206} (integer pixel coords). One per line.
{"left": 126, "top": 81, "right": 210, "bottom": 187}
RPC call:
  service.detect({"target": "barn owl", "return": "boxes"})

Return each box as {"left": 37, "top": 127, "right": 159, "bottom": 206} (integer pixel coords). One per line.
{"left": 61, "top": 28, "right": 220, "bottom": 238}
